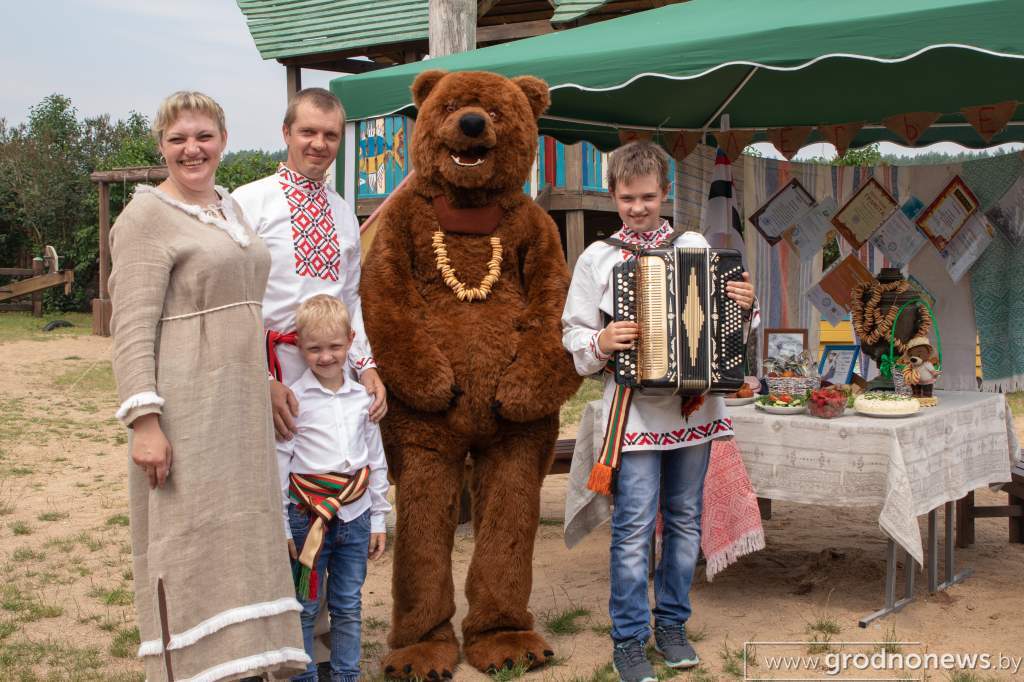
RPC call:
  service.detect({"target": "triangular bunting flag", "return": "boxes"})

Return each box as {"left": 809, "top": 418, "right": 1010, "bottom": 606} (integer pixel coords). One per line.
{"left": 882, "top": 112, "right": 941, "bottom": 146}
{"left": 663, "top": 131, "right": 702, "bottom": 161}
{"left": 766, "top": 126, "right": 813, "bottom": 160}
{"left": 961, "top": 101, "right": 1018, "bottom": 143}
{"left": 816, "top": 122, "right": 865, "bottom": 157}
{"left": 715, "top": 129, "right": 756, "bottom": 163}
{"left": 618, "top": 129, "right": 652, "bottom": 144}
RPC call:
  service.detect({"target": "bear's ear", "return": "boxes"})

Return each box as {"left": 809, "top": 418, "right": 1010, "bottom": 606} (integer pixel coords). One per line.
{"left": 412, "top": 70, "right": 448, "bottom": 109}
{"left": 512, "top": 76, "right": 550, "bottom": 119}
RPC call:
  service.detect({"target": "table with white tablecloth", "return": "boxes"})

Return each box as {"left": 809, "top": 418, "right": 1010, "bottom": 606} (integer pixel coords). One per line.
{"left": 730, "top": 391, "right": 1018, "bottom": 567}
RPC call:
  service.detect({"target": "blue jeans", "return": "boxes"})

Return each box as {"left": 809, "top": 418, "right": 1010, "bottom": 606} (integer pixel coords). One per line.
{"left": 609, "top": 443, "right": 710, "bottom": 644}
{"left": 289, "top": 504, "right": 371, "bottom": 682}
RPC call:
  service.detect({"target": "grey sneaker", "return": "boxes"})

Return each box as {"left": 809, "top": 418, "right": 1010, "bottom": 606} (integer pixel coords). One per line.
{"left": 612, "top": 639, "right": 656, "bottom": 682}
{"left": 654, "top": 623, "right": 699, "bottom": 668}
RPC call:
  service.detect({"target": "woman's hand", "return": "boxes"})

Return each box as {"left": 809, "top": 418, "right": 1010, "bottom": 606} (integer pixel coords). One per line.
{"left": 598, "top": 321, "right": 639, "bottom": 355}
{"left": 130, "top": 414, "right": 173, "bottom": 489}
{"left": 726, "top": 272, "right": 756, "bottom": 310}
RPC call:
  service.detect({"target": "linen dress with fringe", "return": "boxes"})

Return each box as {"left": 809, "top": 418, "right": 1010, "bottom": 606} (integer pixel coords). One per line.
{"left": 109, "top": 186, "right": 309, "bottom": 682}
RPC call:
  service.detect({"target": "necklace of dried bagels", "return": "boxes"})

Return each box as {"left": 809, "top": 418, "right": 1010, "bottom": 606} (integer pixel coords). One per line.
{"left": 432, "top": 231, "right": 503, "bottom": 302}
{"left": 850, "top": 280, "right": 931, "bottom": 352}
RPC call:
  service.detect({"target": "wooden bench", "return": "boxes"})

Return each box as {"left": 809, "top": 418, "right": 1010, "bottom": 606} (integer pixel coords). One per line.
{"left": 955, "top": 461, "right": 1024, "bottom": 547}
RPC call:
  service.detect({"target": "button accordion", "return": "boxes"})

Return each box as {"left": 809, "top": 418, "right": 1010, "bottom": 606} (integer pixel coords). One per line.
{"left": 612, "top": 247, "right": 746, "bottom": 395}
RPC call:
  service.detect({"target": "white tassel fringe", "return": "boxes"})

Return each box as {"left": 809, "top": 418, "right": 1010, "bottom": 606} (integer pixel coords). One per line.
{"left": 704, "top": 529, "right": 766, "bottom": 582}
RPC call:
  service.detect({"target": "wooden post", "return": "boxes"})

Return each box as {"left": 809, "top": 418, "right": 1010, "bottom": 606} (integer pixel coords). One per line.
{"left": 286, "top": 65, "right": 302, "bottom": 100}
{"left": 93, "top": 181, "right": 113, "bottom": 336}
{"left": 564, "top": 143, "right": 585, "bottom": 269}
{"left": 30, "top": 258, "right": 43, "bottom": 317}
{"left": 429, "top": 0, "right": 476, "bottom": 56}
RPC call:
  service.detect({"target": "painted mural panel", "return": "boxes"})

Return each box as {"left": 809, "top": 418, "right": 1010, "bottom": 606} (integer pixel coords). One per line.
{"left": 358, "top": 116, "right": 409, "bottom": 198}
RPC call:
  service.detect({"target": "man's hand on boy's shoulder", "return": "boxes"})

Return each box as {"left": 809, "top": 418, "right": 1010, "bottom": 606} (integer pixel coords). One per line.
{"left": 369, "top": 532, "right": 386, "bottom": 560}
{"left": 360, "top": 368, "right": 388, "bottom": 422}
{"left": 270, "top": 380, "right": 299, "bottom": 441}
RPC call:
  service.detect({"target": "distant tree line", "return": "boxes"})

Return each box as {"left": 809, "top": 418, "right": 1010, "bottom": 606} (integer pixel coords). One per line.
{"left": 0, "top": 94, "right": 284, "bottom": 311}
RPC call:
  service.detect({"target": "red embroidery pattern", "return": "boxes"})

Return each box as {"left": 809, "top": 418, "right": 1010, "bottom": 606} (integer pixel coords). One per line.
{"left": 278, "top": 167, "right": 339, "bottom": 281}
{"left": 623, "top": 418, "right": 733, "bottom": 447}
{"left": 610, "top": 221, "right": 672, "bottom": 260}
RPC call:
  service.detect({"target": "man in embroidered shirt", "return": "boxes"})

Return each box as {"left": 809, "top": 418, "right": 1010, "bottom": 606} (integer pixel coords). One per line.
{"left": 234, "top": 88, "right": 386, "bottom": 439}
{"left": 278, "top": 294, "right": 390, "bottom": 682}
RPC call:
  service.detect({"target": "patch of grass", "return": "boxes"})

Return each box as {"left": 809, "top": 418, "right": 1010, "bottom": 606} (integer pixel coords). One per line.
{"left": 488, "top": 659, "right": 531, "bottom": 681}
{"left": 807, "top": 615, "right": 841, "bottom": 636}
{"left": 77, "top": 531, "right": 104, "bottom": 551}
{"left": 0, "top": 502, "right": 13, "bottom": 516}
{"left": 364, "top": 615, "right": 388, "bottom": 632}
{"left": 875, "top": 624, "right": 901, "bottom": 654}
{"left": 7, "top": 467, "right": 33, "bottom": 477}
{"left": 590, "top": 622, "right": 613, "bottom": 637}
{"left": 0, "top": 584, "right": 63, "bottom": 621}
{"left": 720, "top": 640, "right": 755, "bottom": 678}
{"left": 37, "top": 511, "right": 69, "bottom": 522}
{"left": 560, "top": 379, "right": 604, "bottom": 429}
{"left": 88, "top": 585, "right": 134, "bottom": 607}
{"left": 9, "top": 521, "right": 31, "bottom": 536}
{"left": 686, "top": 624, "right": 708, "bottom": 642}
{"left": 543, "top": 606, "right": 591, "bottom": 635}
{"left": 53, "top": 360, "right": 116, "bottom": 394}
{"left": 361, "top": 639, "right": 385, "bottom": 661}
{"left": 109, "top": 625, "right": 140, "bottom": 658}
{"left": 538, "top": 517, "right": 563, "bottom": 527}
{"left": 0, "top": 619, "right": 16, "bottom": 639}
{"left": 11, "top": 548, "right": 44, "bottom": 562}
{"left": 807, "top": 632, "right": 833, "bottom": 654}
{"left": 686, "top": 668, "right": 716, "bottom": 682}
{"left": 568, "top": 661, "right": 618, "bottom": 682}
{"left": 948, "top": 672, "right": 999, "bottom": 682}
{"left": 0, "top": 312, "right": 92, "bottom": 343}
{"left": 106, "top": 513, "right": 130, "bottom": 527}
{"left": 122, "top": 568, "right": 133, "bottom": 581}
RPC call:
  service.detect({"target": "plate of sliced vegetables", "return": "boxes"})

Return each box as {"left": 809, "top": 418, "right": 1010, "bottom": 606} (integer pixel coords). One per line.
{"left": 755, "top": 393, "right": 808, "bottom": 414}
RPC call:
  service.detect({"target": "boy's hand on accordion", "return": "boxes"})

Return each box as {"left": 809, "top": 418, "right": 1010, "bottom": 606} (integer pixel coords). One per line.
{"left": 726, "top": 272, "right": 756, "bottom": 310}
{"left": 599, "top": 321, "right": 639, "bottom": 354}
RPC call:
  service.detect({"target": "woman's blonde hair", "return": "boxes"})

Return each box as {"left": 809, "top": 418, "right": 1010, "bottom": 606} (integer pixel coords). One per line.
{"left": 152, "top": 91, "right": 226, "bottom": 142}
{"left": 296, "top": 294, "right": 352, "bottom": 338}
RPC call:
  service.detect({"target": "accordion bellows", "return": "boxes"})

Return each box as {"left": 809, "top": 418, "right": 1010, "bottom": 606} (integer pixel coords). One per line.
{"left": 612, "top": 247, "right": 746, "bottom": 395}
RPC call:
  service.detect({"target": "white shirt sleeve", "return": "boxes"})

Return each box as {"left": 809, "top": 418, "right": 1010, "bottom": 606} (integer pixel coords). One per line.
{"left": 364, "top": 418, "right": 391, "bottom": 534}
{"left": 336, "top": 204, "right": 376, "bottom": 376}
{"left": 276, "top": 436, "right": 295, "bottom": 540}
{"left": 230, "top": 181, "right": 267, "bottom": 237}
{"left": 562, "top": 253, "right": 612, "bottom": 377}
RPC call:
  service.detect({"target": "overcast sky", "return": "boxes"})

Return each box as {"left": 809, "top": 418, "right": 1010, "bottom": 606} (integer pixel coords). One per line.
{"left": 4, "top": 1, "right": 1019, "bottom": 159}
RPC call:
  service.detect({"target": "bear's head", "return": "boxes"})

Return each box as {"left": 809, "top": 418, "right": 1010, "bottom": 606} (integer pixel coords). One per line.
{"left": 903, "top": 337, "right": 934, "bottom": 367}
{"left": 410, "top": 70, "right": 549, "bottom": 198}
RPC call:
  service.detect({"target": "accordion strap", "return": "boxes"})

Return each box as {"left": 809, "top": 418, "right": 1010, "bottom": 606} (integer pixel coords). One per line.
{"left": 602, "top": 227, "right": 689, "bottom": 251}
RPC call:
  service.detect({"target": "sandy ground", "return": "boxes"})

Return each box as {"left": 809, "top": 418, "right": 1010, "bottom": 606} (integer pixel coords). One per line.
{"left": 2, "top": 332, "right": 1024, "bottom": 680}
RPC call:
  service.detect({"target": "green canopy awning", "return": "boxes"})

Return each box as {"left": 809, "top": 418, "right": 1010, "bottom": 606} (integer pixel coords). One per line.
{"left": 332, "top": 0, "right": 1024, "bottom": 151}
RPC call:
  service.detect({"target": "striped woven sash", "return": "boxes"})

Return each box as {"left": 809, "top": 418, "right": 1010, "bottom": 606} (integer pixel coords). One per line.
{"left": 288, "top": 469, "right": 370, "bottom": 599}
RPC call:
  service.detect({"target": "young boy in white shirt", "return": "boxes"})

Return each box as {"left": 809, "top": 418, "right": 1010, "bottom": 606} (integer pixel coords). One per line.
{"left": 278, "top": 293, "right": 391, "bottom": 682}
{"left": 561, "top": 141, "right": 757, "bottom": 682}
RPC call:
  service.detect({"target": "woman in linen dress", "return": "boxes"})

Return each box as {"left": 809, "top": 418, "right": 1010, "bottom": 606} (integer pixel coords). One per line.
{"left": 109, "top": 91, "right": 308, "bottom": 682}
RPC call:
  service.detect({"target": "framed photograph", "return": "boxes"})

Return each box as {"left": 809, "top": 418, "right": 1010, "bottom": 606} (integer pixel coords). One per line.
{"left": 818, "top": 344, "right": 861, "bottom": 385}
{"left": 831, "top": 177, "right": 899, "bottom": 249}
{"left": 763, "top": 328, "right": 808, "bottom": 360}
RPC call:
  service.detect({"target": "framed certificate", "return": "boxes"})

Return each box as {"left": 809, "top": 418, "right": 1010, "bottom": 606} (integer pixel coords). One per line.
{"left": 916, "top": 175, "right": 979, "bottom": 250}
{"left": 831, "top": 178, "right": 898, "bottom": 249}
{"left": 748, "top": 178, "right": 815, "bottom": 246}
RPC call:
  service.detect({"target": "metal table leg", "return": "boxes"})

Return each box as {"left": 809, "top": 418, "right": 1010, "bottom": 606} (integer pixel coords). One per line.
{"left": 859, "top": 538, "right": 916, "bottom": 627}
{"left": 930, "top": 501, "right": 973, "bottom": 593}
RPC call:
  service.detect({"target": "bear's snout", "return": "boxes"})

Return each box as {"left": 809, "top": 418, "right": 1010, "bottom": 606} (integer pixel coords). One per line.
{"left": 459, "top": 113, "right": 487, "bottom": 138}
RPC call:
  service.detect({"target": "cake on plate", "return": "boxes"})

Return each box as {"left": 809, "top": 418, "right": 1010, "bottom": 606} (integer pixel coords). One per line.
{"left": 854, "top": 392, "right": 920, "bottom": 417}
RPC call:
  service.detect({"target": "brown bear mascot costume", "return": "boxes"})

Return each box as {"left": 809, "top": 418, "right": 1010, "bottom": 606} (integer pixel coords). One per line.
{"left": 360, "top": 70, "right": 582, "bottom": 678}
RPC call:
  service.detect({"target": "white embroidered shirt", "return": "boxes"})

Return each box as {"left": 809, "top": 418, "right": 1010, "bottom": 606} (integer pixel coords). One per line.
{"left": 233, "top": 167, "right": 376, "bottom": 386}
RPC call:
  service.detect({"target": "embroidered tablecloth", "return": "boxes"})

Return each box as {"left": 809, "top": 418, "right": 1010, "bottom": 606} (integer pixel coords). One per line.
{"left": 730, "top": 391, "right": 1019, "bottom": 566}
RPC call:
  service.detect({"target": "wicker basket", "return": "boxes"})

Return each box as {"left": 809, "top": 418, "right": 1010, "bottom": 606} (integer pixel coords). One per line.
{"left": 766, "top": 376, "right": 820, "bottom": 395}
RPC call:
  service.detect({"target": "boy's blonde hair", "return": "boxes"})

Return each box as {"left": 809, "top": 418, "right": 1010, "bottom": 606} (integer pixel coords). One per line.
{"left": 606, "top": 140, "right": 671, "bottom": 193}
{"left": 296, "top": 294, "right": 352, "bottom": 338}
{"left": 153, "top": 91, "right": 226, "bottom": 143}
